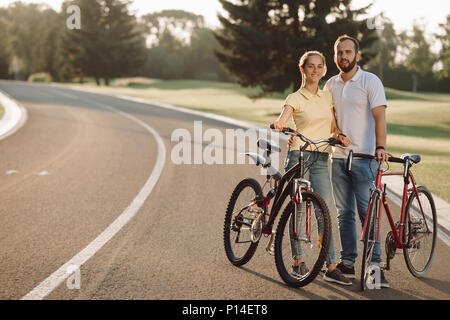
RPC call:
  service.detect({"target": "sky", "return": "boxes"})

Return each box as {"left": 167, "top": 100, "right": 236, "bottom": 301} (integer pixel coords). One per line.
{"left": 1, "top": 0, "right": 449, "bottom": 36}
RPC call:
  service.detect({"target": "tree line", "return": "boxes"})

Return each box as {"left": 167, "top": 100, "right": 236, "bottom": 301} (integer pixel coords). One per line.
{"left": 0, "top": 0, "right": 448, "bottom": 93}
{"left": 0, "top": 0, "right": 230, "bottom": 85}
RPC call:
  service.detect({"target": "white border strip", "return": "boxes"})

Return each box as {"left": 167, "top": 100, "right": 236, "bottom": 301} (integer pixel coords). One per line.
{"left": 112, "top": 94, "right": 289, "bottom": 143}
{"left": 48, "top": 84, "right": 288, "bottom": 143}
{"left": 0, "top": 90, "right": 28, "bottom": 140}
{"left": 21, "top": 101, "right": 166, "bottom": 300}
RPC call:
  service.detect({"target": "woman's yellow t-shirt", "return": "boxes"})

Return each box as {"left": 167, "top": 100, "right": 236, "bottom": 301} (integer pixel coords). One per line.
{"left": 283, "top": 87, "right": 333, "bottom": 152}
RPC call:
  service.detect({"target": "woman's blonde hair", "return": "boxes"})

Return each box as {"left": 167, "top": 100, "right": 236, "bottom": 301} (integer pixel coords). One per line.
{"left": 298, "top": 51, "right": 327, "bottom": 87}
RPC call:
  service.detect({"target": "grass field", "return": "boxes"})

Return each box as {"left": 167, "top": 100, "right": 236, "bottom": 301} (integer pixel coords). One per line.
{"left": 60, "top": 77, "right": 450, "bottom": 202}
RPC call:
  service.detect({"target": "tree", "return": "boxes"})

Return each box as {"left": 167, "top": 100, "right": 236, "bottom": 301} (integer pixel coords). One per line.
{"left": 436, "top": 14, "right": 450, "bottom": 79}
{"left": 4, "top": 2, "right": 60, "bottom": 79}
{"left": 59, "top": 0, "right": 103, "bottom": 84}
{"left": 214, "top": 0, "right": 378, "bottom": 96}
{"left": 183, "top": 27, "right": 230, "bottom": 81}
{"left": 367, "top": 15, "right": 398, "bottom": 82}
{"left": 141, "top": 10, "right": 205, "bottom": 48}
{"left": 97, "top": 0, "right": 147, "bottom": 85}
{"left": 59, "top": 0, "right": 147, "bottom": 85}
{"left": 141, "top": 10, "right": 214, "bottom": 81}
{"left": 35, "top": 8, "right": 62, "bottom": 81}
{"left": 145, "top": 46, "right": 186, "bottom": 79}
{"left": 0, "top": 8, "right": 10, "bottom": 79}
{"left": 401, "top": 24, "right": 435, "bottom": 92}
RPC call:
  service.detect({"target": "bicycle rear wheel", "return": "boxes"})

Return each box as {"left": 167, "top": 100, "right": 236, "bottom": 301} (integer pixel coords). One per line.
{"left": 224, "top": 178, "right": 262, "bottom": 266}
{"left": 360, "top": 192, "right": 379, "bottom": 291}
{"left": 403, "top": 186, "right": 437, "bottom": 277}
{"left": 274, "top": 191, "right": 331, "bottom": 287}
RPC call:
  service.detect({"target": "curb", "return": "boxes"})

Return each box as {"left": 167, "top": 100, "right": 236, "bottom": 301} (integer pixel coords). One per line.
{"left": 0, "top": 90, "right": 28, "bottom": 141}
{"left": 48, "top": 83, "right": 290, "bottom": 143}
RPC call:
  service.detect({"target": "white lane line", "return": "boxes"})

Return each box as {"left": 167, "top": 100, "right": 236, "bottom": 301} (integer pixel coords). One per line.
{"left": 52, "top": 90, "right": 78, "bottom": 99}
{"left": 6, "top": 170, "right": 19, "bottom": 175}
{"left": 35, "top": 91, "right": 53, "bottom": 98}
{"left": 21, "top": 101, "right": 166, "bottom": 300}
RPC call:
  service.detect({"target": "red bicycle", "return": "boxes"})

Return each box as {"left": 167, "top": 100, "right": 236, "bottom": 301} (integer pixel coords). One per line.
{"left": 346, "top": 151, "right": 437, "bottom": 291}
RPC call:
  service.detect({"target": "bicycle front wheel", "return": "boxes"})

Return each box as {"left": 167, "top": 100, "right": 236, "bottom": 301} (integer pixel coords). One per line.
{"left": 224, "top": 178, "right": 262, "bottom": 266}
{"left": 403, "top": 186, "right": 437, "bottom": 277}
{"left": 361, "top": 192, "right": 379, "bottom": 291}
{"left": 274, "top": 191, "right": 331, "bottom": 288}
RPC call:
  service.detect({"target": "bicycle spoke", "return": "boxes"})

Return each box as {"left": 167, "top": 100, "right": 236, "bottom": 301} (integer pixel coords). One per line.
{"left": 403, "top": 187, "right": 437, "bottom": 277}
{"left": 224, "top": 179, "right": 262, "bottom": 266}
{"left": 275, "top": 192, "right": 330, "bottom": 287}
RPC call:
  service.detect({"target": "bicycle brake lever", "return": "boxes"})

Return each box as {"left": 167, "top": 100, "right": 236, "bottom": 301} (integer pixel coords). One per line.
{"left": 328, "top": 138, "right": 341, "bottom": 146}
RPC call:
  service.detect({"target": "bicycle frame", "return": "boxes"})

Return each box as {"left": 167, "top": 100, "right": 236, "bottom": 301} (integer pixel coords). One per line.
{"left": 237, "top": 128, "right": 338, "bottom": 249}
{"left": 262, "top": 146, "right": 314, "bottom": 240}
{"left": 361, "top": 163, "right": 432, "bottom": 250}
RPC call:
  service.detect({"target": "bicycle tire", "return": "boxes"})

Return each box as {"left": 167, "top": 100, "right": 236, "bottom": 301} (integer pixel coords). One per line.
{"left": 403, "top": 186, "right": 437, "bottom": 277}
{"left": 274, "top": 191, "right": 331, "bottom": 288}
{"left": 360, "top": 192, "right": 379, "bottom": 291}
{"left": 224, "top": 178, "right": 262, "bottom": 266}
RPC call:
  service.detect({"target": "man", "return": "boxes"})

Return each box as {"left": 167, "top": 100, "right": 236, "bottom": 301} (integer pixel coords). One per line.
{"left": 325, "top": 34, "right": 390, "bottom": 288}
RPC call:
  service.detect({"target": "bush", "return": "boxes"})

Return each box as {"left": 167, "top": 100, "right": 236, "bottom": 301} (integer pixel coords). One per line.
{"left": 28, "top": 72, "right": 52, "bottom": 83}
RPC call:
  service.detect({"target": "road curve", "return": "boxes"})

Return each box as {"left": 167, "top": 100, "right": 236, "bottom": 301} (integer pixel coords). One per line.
{"left": 0, "top": 81, "right": 448, "bottom": 300}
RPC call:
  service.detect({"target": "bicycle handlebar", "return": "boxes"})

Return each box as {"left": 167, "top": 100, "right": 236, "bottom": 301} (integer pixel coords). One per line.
{"left": 269, "top": 125, "right": 342, "bottom": 146}
{"left": 350, "top": 151, "right": 405, "bottom": 164}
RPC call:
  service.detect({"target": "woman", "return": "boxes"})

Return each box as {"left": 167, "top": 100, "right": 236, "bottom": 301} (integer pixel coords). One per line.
{"left": 271, "top": 51, "right": 351, "bottom": 286}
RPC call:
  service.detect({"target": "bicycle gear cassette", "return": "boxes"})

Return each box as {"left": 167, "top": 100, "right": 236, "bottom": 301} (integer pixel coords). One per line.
{"left": 385, "top": 230, "right": 397, "bottom": 260}
{"left": 250, "top": 211, "right": 264, "bottom": 243}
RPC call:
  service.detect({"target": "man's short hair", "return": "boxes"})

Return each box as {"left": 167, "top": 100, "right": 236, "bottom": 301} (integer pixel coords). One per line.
{"left": 334, "top": 34, "right": 360, "bottom": 54}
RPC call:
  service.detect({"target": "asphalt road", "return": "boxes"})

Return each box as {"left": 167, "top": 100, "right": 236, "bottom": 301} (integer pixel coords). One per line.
{"left": 0, "top": 80, "right": 449, "bottom": 300}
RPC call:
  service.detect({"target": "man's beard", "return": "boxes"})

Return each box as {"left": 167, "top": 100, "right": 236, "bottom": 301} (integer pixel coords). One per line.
{"left": 338, "top": 56, "right": 357, "bottom": 73}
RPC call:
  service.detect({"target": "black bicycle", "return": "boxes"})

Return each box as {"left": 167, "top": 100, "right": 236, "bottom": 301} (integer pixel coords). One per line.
{"left": 223, "top": 126, "right": 342, "bottom": 287}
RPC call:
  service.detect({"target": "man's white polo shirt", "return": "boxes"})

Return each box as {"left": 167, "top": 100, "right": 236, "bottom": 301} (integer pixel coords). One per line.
{"left": 324, "top": 67, "right": 387, "bottom": 159}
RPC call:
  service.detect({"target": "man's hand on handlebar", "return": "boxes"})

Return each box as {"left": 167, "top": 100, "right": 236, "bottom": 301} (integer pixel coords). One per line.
{"left": 337, "top": 135, "right": 351, "bottom": 147}
{"left": 376, "top": 148, "right": 392, "bottom": 163}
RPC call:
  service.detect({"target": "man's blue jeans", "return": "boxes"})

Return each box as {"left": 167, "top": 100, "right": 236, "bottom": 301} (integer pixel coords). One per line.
{"left": 285, "top": 150, "right": 336, "bottom": 266}
{"left": 331, "top": 158, "right": 382, "bottom": 267}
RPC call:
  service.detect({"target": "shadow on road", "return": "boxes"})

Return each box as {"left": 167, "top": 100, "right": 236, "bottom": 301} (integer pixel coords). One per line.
{"left": 240, "top": 266, "right": 423, "bottom": 300}
{"left": 315, "top": 277, "right": 421, "bottom": 300}
{"left": 239, "top": 266, "right": 327, "bottom": 300}
{"left": 419, "top": 277, "right": 450, "bottom": 296}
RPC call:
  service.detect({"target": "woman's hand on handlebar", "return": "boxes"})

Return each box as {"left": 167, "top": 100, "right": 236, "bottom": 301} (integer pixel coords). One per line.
{"left": 271, "top": 105, "right": 293, "bottom": 132}
{"left": 270, "top": 120, "right": 285, "bottom": 132}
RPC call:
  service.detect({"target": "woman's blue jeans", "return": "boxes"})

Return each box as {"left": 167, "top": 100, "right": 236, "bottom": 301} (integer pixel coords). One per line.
{"left": 284, "top": 150, "right": 336, "bottom": 266}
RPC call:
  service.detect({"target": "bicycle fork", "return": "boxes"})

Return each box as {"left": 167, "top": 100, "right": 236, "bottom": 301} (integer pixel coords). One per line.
{"left": 292, "top": 178, "right": 312, "bottom": 243}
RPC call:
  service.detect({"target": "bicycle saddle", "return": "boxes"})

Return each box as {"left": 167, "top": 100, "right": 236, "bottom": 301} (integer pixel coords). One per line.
{"left": 257, "top": 138, "right": 281, "bottom": 152}
{"left": 401, "top": 153, "right": 421, "bottom": 164}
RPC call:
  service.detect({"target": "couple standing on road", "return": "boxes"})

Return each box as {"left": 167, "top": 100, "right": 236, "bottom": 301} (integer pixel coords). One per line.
{"left": 271, "top": 34, "right": 390, "bottom": 288}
